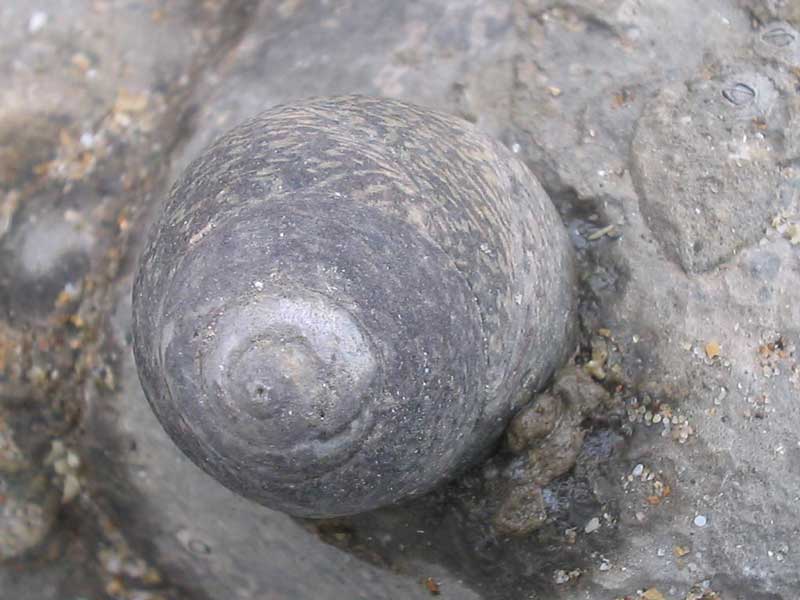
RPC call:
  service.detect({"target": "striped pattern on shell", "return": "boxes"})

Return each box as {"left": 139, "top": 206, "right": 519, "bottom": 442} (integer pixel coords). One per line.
{"left": 132, "top": 96, "right": 576, "bottom": 517}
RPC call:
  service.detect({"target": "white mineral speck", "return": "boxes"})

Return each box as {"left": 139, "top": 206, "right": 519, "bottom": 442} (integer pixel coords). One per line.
{"left": 694, "top": 514, "right": 707, "bottom": 527}
{"left": 28, "top": 11, "right": 48, "bottom": 33}
{"left": 80, "top": 132, "right": 95, "bottom": 148}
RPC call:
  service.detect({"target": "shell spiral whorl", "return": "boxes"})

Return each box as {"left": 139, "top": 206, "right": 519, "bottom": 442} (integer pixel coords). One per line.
{"left": 132, "top": 96, "right": 576, "bottom": 517}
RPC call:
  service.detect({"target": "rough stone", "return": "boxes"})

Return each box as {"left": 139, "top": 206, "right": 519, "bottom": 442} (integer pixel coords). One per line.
{"left": 632, "top": 65, "right": 789, "bottom": 273}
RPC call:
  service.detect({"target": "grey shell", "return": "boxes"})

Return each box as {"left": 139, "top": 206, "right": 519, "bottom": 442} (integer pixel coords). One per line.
{"left": 132, "top": 96, "right": 576, "bottom": 518}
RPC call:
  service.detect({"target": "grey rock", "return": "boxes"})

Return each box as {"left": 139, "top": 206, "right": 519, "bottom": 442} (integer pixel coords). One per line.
{"left": 0, "top": 409, "right": 60, "bottom": 561}
{"left": 632, "top": 66, "right": 788, "bottom": 273}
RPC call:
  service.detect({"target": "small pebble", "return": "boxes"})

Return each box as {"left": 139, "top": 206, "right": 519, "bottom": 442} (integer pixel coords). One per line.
{"left": 28, "top": 11, "right": 48, "bottom": 33}
{"left": 705, "top": 341, "right": 721, "bottom": 360}
{"left": 693, "top": 514, "right": 707, "bottom": 527}
{"left": 585, "top": 517, "right": 601, "bottom": 534}
{"left": 80, "top": 132, "right": 95, "bottom": 148}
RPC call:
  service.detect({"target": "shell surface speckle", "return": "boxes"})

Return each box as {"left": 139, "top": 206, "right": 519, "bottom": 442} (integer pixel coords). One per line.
{"left": 132, "top": 96, "right": 576, "bottom": 517}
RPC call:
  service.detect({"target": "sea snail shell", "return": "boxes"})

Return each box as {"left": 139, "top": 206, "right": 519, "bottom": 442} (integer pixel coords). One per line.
{"left": 132, "top": 96, "right": 576, "bottom": 518}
